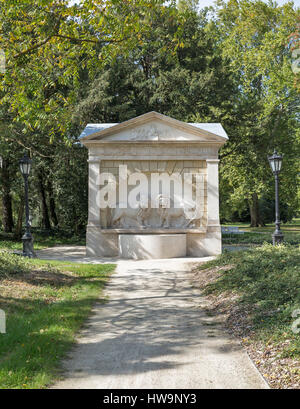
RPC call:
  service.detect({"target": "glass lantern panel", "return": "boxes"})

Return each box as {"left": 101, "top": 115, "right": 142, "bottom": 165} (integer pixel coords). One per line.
{"left": 276, "top": 158, "right": 282, "bottom": 172}
{"left": 269, "top": 159, "right": 275, "bottom": 172}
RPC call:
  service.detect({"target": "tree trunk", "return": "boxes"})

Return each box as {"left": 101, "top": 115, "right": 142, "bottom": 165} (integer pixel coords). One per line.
{"left": 1, "top": 158, "right": 14, "bottom": 232}
{"left": 14, "top": 198, "right": 24, "bottom": 239}
{"left": 38, "top": 172, "right": 51, "bottom": 230}
{"left": 249, "top": 192, "right": 265, "bottom": 227}
{"left": 47, "top": 180, "right": 58, "bottom": 227}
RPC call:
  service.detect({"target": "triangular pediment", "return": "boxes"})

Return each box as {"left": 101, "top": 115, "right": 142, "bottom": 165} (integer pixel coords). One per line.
{"left": 80, "top": 112, "right": 228, "bottom": 144}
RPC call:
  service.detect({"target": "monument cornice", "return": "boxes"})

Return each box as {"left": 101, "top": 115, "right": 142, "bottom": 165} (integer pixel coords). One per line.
{"left": 84, "top": 140, "right": 226, "bottom": 146}
{"left": 80, "top": 111, "right": 228, "bottom": 143}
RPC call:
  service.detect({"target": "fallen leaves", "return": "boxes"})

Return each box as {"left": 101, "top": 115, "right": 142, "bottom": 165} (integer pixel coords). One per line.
{"left": 192, "top": 264, "right": 300, "bottom": 389}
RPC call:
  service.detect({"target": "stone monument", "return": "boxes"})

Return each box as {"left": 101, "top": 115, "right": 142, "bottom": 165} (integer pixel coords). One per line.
{"left": 80, "top": 112, "right": 228, "bottom": 259}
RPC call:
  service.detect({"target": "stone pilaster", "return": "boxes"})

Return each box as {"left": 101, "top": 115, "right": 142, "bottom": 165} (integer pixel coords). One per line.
{"left": 188, "top": 158, "right": 221, "bottom": 256}
{"left": 87, "top": 158, "right": 101, "bottom": 226}
{"left": 206, "top": 159, "right": 220, "bottom": 227}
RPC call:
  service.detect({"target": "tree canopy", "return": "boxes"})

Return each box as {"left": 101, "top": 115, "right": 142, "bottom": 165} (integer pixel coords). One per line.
{"left": 0, "top": 0, "right": 299, "bottom": 233}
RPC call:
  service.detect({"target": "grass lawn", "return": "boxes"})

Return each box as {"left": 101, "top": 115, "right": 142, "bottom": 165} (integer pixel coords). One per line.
{"left": 1, "top": 219, "right": 299, "bottom": 250}
{"left": 0, "top": 252, "right": 115, "bottom": 389}
{"left": 222, "top": 218, "right": 300, "bottom": 246}
{"left": 0, "top": 230, "right": 85, "bottom": 251}
{"left": 194, "top": 243, "right": 300, "bottom": 388}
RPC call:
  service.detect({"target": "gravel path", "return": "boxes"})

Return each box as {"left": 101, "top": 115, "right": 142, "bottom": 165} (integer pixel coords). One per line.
{"left": 37, "top": 247, "right": 268, "bottom": 389}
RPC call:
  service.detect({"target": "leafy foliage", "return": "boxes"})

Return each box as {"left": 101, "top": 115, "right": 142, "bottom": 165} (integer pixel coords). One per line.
{"left": 0, "top": 251, "right": 31, "bottom": 276}
{"left": 203, "top": 244, "right": 300, "bottom": 307}
{"left": 0, "top": 0, "right": 299, "bottom": 233}
{"left": 216, "top": 0, "right": 300, "bottom": 225}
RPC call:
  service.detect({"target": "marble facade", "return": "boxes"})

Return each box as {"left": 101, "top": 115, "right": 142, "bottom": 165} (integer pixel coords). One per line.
{"left": 80, "top": 112, "right": 228, "bottom": 259}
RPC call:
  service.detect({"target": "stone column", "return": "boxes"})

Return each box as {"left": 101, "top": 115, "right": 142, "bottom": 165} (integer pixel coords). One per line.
{"left": 87, "top": 158, "right": 101, "bottom": 226}
{"left": 86, "top": 158, "right": 119, "bottom": 257}
{"left": 202, "top": 158, "right": 221, "bottom": 255}
{"left": 87, "top": 158, "right": 100, "bottom": 256}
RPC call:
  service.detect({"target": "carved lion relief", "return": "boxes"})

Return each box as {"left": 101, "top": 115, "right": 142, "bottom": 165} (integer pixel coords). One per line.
{"left": 100, "top": 160, "right": 207, "bottom": 229}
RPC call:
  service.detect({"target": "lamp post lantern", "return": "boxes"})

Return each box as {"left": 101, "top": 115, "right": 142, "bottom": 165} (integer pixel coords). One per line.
{"left": 268, "top": 150, "right": 284, "bottom": 245}
{"left": 19, "top": 153, "right": 35, "bottom": 257}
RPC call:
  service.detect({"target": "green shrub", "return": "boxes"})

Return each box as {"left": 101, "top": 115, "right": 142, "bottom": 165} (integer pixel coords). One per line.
{"left": 203, "top": 244, "right": 300, "bottom": 316}
{"left": 222, "top": 231, "right": 300, "bottom": 246}
{"left": 0, "top": 251, "right": 31, "bottom": 276}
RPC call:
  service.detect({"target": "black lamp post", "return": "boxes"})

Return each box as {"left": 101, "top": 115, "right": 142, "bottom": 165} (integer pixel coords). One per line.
{"left": 268, "top": 150, "right": 284, "bottom": 245}
{"left": 19, "top": 153, "right": 35, "bottom": 257}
